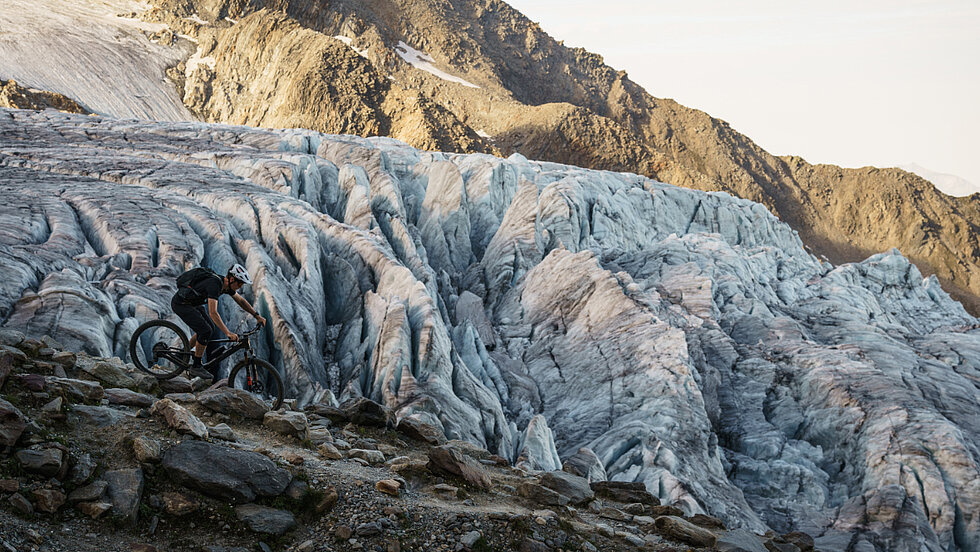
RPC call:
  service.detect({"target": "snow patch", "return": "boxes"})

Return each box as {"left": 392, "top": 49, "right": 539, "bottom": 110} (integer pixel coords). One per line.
{"left": 185, "top": 48, "right": 215, "bottom": 76}
{"left": 224, "top": 17, "right": 237, "bottom": 24}
{"left": 395, "top": 41, "right": 480, "bottom": 89}
{"left": 333, "top": 36, "right": 369, "bottom": 58}
{"left": 183, "top": 14, "right": 209, "bottom": 26}
{"left": 476, "top": 129, "right": 492, "bottom": 138}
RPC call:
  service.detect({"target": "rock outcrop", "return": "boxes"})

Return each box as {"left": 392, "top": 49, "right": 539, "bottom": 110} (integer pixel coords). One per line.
{"left": 0, "top": 109, "right": 978, "bottom": 551}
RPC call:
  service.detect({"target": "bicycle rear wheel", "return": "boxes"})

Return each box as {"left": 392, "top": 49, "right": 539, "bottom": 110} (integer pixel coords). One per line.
{"left": 129, "top": 319, "right": 190, "bottom": 379}
{"left": 228, "top": 358, "right": 284, "bottom": 411}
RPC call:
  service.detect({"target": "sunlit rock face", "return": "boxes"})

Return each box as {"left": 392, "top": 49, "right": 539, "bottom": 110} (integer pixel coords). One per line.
{"left": 1, "top": 109, "right": 978, "bottom": 551}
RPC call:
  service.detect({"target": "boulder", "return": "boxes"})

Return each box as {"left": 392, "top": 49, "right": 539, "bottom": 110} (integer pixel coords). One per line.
{"left": 307, "top": 426, "right": 332, "bottom": 444}
{"left": 0, "top": 329, "right": 25, "bottom": 348}
{"left": 654, "top": 516, "right": 717, "bottom": 548}
{"left": 716, "top": 529, "right": 769, "bottom": 552}
{"left": 318, "top": 443, "right": 343, "bottom": 460}
{"left": 263, "top": 410, "right": 308, "bottom": 439}
{"left": 161, "top": 491, "right": 198, "bottom": 516}
{"left": 0, "top": 479, "right": 18, "bottom": 492}
{"left": 782, "top": 532, "right": 815, "bottom": 552}
{"left": 235, "top": 504, "right": 296, "bottom": 535}
{"left": 340, "top": 397, "right": 393, "bottom": 427}
{"left": 162, "top": 441, "right": 291, "bottom": 502}
{"left": 348, "top": 449, "right": 386, "bottom": 464}
{"left": 133, "top": 436, "right": 162, "bottom": 463}
{"left": 15, "top": 446, "right": 65, "bottom": 478}
{"left": 150, "top": 399, "right": 208, "bottom": 439}
{"left": 0, "top": 349, "right": 12, "bottom": 389}
{"left": 375, "top": 479, "right": 401, "bottom": 496}
{"left": 427, "top": 445, "right": 492, "bottom": 490}
{"left": 8, "top": 492, "right": 33, "bottom": 514}
{"left": 50, "top": 351, "right": 76, "bottom": 369}
{"left": 538, "top": 470, "right": 594, "bottom": 505}
{"left": 396, "top": 416, "right": 447, "bottom": 445}
{"left": 31, "top": 488, "right": 66, "bottom": 513}
{"left": 517, "top": 481, "right": 569, "bottom": 506}
{"left": 158, "top": 377, "right": 193, "bottom": 394}
{"left": 0, "top": 397, "right": 27, "bottom": 446}
{"left": 209, "top": 423, "right": 237, "bottom": 441}
{"left": 590, "top": 480, "right": 660, "bottom": 505}
{"left": 561, "top": 448, "right": 607, "bottom": 483}
{"left": 69, "top": 453, "right": 97, "bottom": 485}
{"left": 104, "top": 468, "right": 144, "bottom": 524}
{"left": 69, "top": 405, "right": 129, "bottom": 427}
{"left": 105, "top": 388, "right": 155, "bottom": 407}
{"left": 45, "top": 377, "right": 104, "bottom": 402}
{"left": 79, "top": 358, "right": 137, "bottom": 389}
{"left": 68, "top": 481, "right": 108, "bottom": 504}
{"left": 197, "top": 387, "right": 269, "bottom": 419}
{"left": 78, "top": 501, "right": 113, "bottom": 519}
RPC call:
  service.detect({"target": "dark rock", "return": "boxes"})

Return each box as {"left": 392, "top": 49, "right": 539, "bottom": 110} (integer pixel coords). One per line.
{"left": 539, "top": 470, "right": 593, "bottom": 505}
{"left": 158, "top": 377, "right": 193, "bottom": 394}
{"left": 50, "top": 351, "right": 76, "bottom": 369}
{"left": 69, "top": 405, "right": 129, "bottom": 427}
{"left": 654, "top": 516, "right": 717, "bottom": 548}
{"left": 45, "top": 376, "right": 104, "bottom": 402}
{"left": 427, "top": 445, "right": 491, "bottom": 489}
{"left": 235, "top": 504, "right": 296, "bottom": 535}
{"left": 598, "top": 507, "right": 631, "bottom": 521}
{"left": 15, "top": 446, "right": 65, "bottom": 478}
{"left": 209, "top": 423, "right": 237, "bottom": 441}
{"left": 79, "top": 358, "right": 137, "bottom": 389}
{"left": 340, "top": 397, "right": 394, "bottom": 427}
{"left": 105, "top": 388, "right": 155, "bottom": 407}
{"left": 517, "top": 481, "right": 569, "bottom": 506}
{"left": 197, "top": 387, "right": 270, "bottom": 419}
{"left": 396, "top": 416, "right": 447, "bottom": 445}
{"left": 69, "top": 453, "right": 97, "bottom": 485}
{"left": 519, "top": 538, "right": 549, "bottom": 552}
{"left": 162, "top": 441, "right": 291, "bottom": 502}
{"left": 0, "top": 479, "right": 19, "bottom": 492}
{"left": 689, "top": 513, "right": 726, "bottom": 530}
{"left": 317, "top": 485, "right": 338, "bottom": 513}
{"left": 15, "top": 373, "right": 45, "bottom": 391}
{"left": 590, "top": 480, "right": 659, "bottom": 505}
{"left": 766, "top": 541, "right": 801, "bottom": 552}
{"left": 356, "top": 521, "right": 382, "bottom": 536}
{"left": 9, "top": 492, "right": 33, "bottom": 514}
{"left": 31, "top": 488, "right": 65, "bottom": 513}
{"left": 68, "top": 480, "right": 108, "bottom": 503}
{"left": 335, "top": 525, "right": 352, "bottom": 539}
{"left": 0, "top": 398, "right": 27, "bottom": 446}
{"left": 781, "top": 532, "right": 815, "bottom": 552}
{"left": 105, "top": 468, "right": 144, "bottom": 524}
{"left": 311, "top": 404, "right": 346, "bottom": 424}
{"left": 716, "top": 529, "right": 769, "bottom": 552}
{"left": 0, "top": 349, "right": 12, "bottom": 389}
{"left": 649, "top": 504, "right": 685, "bottom": 517}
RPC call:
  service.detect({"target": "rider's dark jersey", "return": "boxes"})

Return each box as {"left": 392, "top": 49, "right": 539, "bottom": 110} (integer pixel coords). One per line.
{"left": 175, "top": 271, "right": 236, "bottom": 306}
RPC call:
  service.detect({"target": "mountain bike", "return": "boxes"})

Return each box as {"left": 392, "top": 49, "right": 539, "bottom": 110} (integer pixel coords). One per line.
{"left": 129, "top": 320, "right": 284, "bottom": 410}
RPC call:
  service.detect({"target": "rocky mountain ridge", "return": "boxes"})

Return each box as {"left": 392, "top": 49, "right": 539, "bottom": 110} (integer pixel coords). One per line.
{"left": 131, "top": 0, "right": 980, "bottom": 315}
{"left": 1, "top": 109, "right": 978, "bottom": 551}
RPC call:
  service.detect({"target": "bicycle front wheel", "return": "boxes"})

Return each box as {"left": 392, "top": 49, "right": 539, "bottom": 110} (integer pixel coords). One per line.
{"left": 228, "top": 358, "right": 284, "bottom": 411}
{"left": 129, "top": 319, "right": 190, "bottom": 379}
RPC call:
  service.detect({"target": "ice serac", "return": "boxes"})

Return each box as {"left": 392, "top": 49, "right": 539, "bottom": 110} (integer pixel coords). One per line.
{"left": 0, "top": 109, "right": 978, "bottom": 551}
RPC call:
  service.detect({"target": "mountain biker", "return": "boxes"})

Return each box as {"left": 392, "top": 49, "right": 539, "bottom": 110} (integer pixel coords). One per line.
{"left": 171, "top": 264, "right": 266, "bottom": 380}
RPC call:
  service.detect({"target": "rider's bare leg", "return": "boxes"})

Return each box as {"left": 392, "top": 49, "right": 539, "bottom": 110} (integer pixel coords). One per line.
{"left": 189, "top": 334, "right": 198, "bottom": 349}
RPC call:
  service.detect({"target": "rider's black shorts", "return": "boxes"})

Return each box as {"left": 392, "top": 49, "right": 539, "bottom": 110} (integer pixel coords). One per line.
{"left": 171, "top": 295, "right": 216, "bottom": 344}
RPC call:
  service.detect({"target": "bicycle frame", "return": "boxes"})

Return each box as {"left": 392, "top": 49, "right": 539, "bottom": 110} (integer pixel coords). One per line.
{"left": 156, "top": 326, "right": 261, "bottom": 369}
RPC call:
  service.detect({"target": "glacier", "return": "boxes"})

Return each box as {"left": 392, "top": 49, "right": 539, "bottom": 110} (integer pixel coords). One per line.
{"left": 0, "top": 108, "right": 978, "bottom": 551}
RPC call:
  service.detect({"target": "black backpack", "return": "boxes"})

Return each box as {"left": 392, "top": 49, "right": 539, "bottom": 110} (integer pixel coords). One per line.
{"left": 175, "top": 267, "right": 220, "bottom": 305}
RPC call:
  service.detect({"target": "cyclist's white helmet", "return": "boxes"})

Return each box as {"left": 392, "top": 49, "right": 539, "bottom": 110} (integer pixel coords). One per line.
{"left": 228, "top": 263, "right": 252, "bottom": 285}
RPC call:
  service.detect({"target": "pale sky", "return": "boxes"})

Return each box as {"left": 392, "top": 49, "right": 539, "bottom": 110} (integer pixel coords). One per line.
{"left": 506, "top": 0, "right": 980, "bottom": 194}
